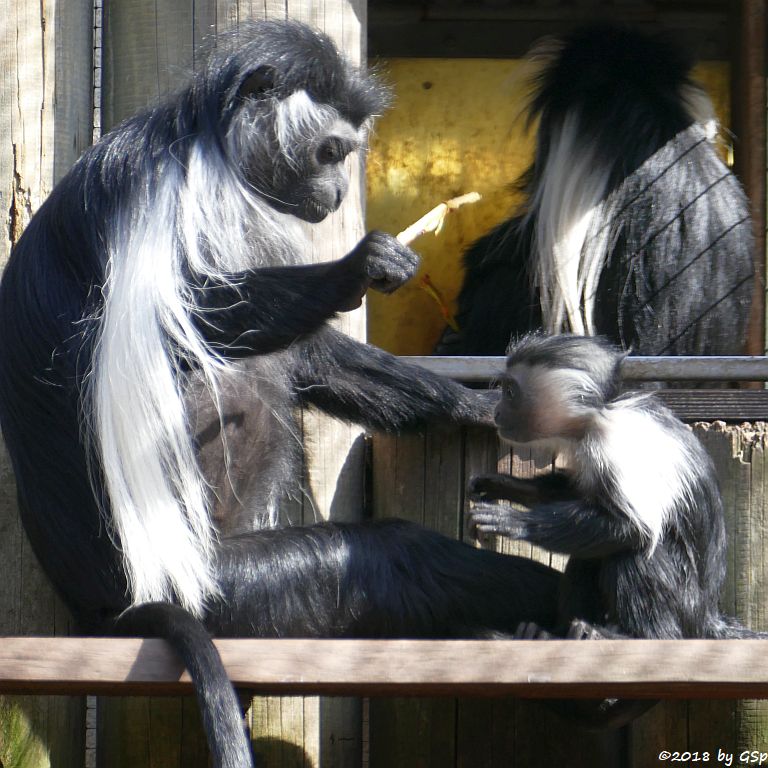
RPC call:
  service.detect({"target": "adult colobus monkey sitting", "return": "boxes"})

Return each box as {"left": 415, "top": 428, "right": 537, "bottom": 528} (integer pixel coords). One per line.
{"left": 469, "top": 333, "right": 763, "bottom": 642}
{"left": 0, "top": 20, "right": 561, "bottom": 767}
{"left": 435, "top": 24, "right": 754, "bottom": 360}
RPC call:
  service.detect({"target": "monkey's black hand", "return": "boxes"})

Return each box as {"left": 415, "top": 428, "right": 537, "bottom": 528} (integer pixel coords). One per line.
{"left": 353, "top": 230, "right": 420, "bottom": 293}
{"left": 468, "top": 471, "right": 575, "bottom": 505}
{"left": 468, "top": 473, "right": 533, "bottom": 504}
{"left": 468, "top": 502, "right": 527, "bottom": 540}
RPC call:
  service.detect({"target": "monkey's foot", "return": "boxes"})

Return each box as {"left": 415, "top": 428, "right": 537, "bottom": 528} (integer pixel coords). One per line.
{"left": 564, "top": 619, "right": 625, "bottom": 640}
{"left": 514, "top": 621, "right": 556, "bottom": 640}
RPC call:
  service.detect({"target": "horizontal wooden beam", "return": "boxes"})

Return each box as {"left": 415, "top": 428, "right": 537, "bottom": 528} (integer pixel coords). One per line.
{"left": 368, "top": 7, "right": 730, "bottom": 59}
{"left": 3, "top": 638, "right": 768, "bottom": 699}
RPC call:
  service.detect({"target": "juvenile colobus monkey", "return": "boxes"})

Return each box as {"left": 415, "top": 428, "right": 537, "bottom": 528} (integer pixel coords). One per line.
{"left": 0, "top": 21, "right": 561, "bottom": 767}
{"left": 435, "top": 24, "right": 753, "bottom": 358}
{"left": 469, "top": 334, "right": 762, "bottom": 642}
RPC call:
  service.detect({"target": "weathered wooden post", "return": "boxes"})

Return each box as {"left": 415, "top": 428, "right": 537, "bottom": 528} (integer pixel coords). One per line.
{"left": 0, "top": 2, "right": 93, "bottom": 767}
{"left": 99, "top": 2, "right": 369, "bottom": 765}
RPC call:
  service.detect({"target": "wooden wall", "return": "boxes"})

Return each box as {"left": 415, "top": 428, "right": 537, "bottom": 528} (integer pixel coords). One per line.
{"left": 371, "top": 419, "right": 768, "bottom": 767}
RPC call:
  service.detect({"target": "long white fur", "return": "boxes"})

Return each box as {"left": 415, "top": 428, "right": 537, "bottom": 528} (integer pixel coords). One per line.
{"left": 526, "top": 115, "right": 614, "bottom": 335}
{"left": 575, "top": 397, "right": 697, "bottom": 550}
{"left": 90, "top": 90, "right": 359, "bottom": 615}
{"left": 529, "top": 88, "right": 717, "bottom": 338}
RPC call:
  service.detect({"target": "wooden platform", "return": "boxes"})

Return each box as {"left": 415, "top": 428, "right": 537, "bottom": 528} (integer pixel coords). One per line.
{"left": 2, "top": 638, "right": 768, "bottom": 700}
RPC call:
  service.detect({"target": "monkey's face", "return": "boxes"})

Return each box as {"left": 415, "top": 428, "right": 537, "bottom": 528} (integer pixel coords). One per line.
{"left": 230, "top": 88, "right": 364, "bottom": 223}
{"left": 495, "top": 363, "right": 597, "bottom": 445}
{"left": 284, "top": 121, "right": 362, "bottom": 223}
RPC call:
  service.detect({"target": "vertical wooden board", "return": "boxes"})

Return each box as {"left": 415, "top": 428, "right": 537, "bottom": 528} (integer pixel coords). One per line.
{"left": 0, "top": 0, "right": 92, "bottom": 759}
{"left": 369, "top": 697, "right": 456, "bottom": 768}
{"left": 698, "top": 423, "right": 768, "bottom": 755}
{"left": 370, "top": 429, "right": 456, "bottom": 767}
{"left": 628, "top": 702, "right": 690, "bottom": 768}
{"left": 320, "top": 698, "right": 362, "bottom": 768}
{"left": 736, "top": 428, "right": 768, "bottom": 750}
{"left": 459, "top": 428, "right": 514, "bottom": 768}
{"left": 424, "top": 425, "right": 465, "bottom": 538}
{"left": 250, "top": 696, "right": 314, "bottom": 767}
{"left": 372, "top": 433, "right": 427, "bottom": 523}
{"left": 687, "top": 699, "right": 737, "bottom": 757}
{"left": 101, "top": 0, "right": 196, "bottom": 131}
{"left": 513, "top": 701, "right": 625, "bottom": 768}
{"left": 456, "top": 698, "right": 517, "bottom": 768}
{"left": 97, "top": 698, "right": 149, "bottom": 768}
{"left": 180, "top": 697, "right": 210, "bottom": 768}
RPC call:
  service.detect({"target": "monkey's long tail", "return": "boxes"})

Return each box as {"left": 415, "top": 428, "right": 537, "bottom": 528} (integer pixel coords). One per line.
{"left": 113, "top": 602, "right": 253, "bottom": 768}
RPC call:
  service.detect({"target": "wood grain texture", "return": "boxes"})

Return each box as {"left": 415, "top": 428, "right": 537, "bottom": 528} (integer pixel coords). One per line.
{"left": 0, "top": 2, "right": 93, "bottom": 766}
{"left": 4, "top": 637, "right": 768, "bottom": 698}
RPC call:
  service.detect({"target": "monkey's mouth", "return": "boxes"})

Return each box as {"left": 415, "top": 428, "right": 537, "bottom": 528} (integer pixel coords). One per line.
{"left": 300, "top": 198, "right": 338, "bottom": 223}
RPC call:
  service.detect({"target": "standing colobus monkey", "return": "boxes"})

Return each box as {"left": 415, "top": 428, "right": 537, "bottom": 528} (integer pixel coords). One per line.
{"left": 0, "top": 20, "right": 561, "bottom": 767}
{"left": 469, "top": 333, "right": 763, "bottom": 642}
{"left": 435, "top": 24, "right": 753, "bottom": 359}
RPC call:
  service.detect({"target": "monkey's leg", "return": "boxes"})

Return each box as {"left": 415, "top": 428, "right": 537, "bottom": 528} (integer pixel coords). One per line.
{"left": 207, "top": 519, "right": 561, "bottom": 639}
{"left": 469, "top": 500, "right": 643, "bottom": 558}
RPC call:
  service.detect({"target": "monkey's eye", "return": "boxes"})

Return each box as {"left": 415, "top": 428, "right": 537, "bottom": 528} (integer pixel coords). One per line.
{"left": 317, "top": 137, "right": 351, "bottom": 165}
{"left": 503, "top": 378, "right": 521, "bottom": 401}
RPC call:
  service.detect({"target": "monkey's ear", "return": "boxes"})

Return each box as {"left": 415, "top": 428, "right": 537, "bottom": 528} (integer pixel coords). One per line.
{"left": 238, "top": 66, "right": 277, "bottom": 100}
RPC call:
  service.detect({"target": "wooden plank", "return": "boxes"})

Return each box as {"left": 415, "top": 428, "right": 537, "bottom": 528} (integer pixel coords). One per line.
{"left": 0, "top": 1, "right": 93, "bottom": 766}
{"left": 370, "top": 426, "right": 458, "bottom": 768}
{"left": 368, "top": 10, "right": 731, "bottom": 59}
{"left": 655, "top": 390, "right": 768, "bottom": 422}
{"left": 4, "top": 638, "right": 768, "bottom": 699}
{"left": 731, "top": 0, "right": 767, "bottom": 357}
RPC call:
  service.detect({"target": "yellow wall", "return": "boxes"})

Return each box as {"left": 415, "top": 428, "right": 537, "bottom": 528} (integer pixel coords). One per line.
{"left": 365, "top": 59, "right": 730, "bottom": 355}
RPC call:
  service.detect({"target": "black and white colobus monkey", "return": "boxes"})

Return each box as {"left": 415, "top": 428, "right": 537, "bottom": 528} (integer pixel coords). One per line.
{"left": 0, "top": 20, "right": 561, "bottom": 767}
{"left": 469, "top": 333, "right": 763, "bottom": 642}
{"left": 435, "top": 24, "right": 754, "bottom": 358}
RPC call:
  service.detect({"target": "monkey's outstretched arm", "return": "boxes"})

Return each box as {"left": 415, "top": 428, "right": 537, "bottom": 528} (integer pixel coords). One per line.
{"left": 468, "top": 473, "right": 577, "bottom": 505}
{"left": 190, "top": 231, "right": 418, "bottom": 356}
{"left": 469, "top": 500, "right": 642, "bottom": 558}
{"left": 291, "top": 325, "right": 497, "bottom": 430}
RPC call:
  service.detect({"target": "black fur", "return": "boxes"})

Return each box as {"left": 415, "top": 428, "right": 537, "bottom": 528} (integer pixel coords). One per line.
{"left": 469, "top": 333, "right": 763, "bottom": 641}
{"left": 0, "top": 20, "right": 559, "bottom": 766}
{"left": 469, "top": 333, "right": 765, "bottom": 729}
{"left": 435, "top": 24, "right": 754, "bottom": 360}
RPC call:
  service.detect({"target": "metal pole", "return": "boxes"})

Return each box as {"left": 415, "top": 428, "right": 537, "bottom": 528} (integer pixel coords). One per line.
{"left": 404, "top": 356, "right": 768, "bottom": 383}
